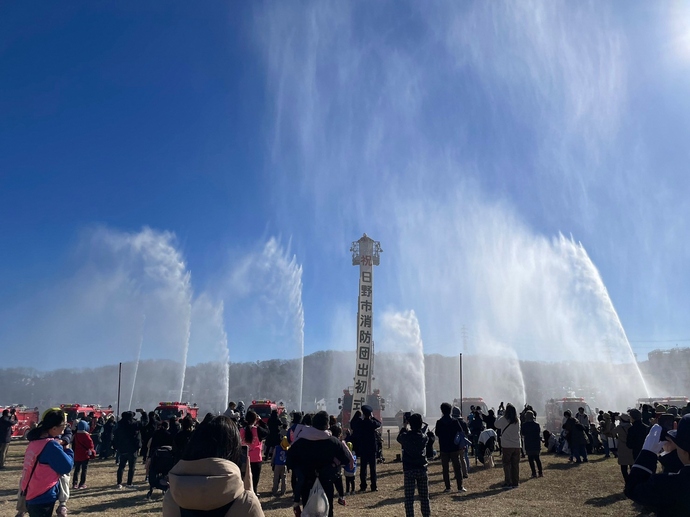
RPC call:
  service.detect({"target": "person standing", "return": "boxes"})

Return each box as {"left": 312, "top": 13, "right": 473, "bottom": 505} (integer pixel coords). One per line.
{"left": 356, "top": 405, "right": 381, "bottom": 492}
{"left": 72, "top": 420, "right": 95, "bottom": 489}
{"left": 240, "top": 410, "right": 269, "bottom": 495}
{"left": 19, "top": 410, "right": 74, "bottom": 517}
{"left": 626, "top": 408, "right": 650, "bottom": 462}
{"left": 614, "top": 413, "right": 634, "bottom": 482}
{"left": 520, "top": 411, "right": 542, "bottom": 478}
{"left": 0, "top": 408, "right": 18, "bottom": 468}
{"left": 496, "top": 403, "right": 521, "bottom": 488}
{"left": 113, "top": 409, "right": 148, "bottom": 489}
{"left": 434, "top": 402, "right": 465, "bottom": 493}
{"left": 287, "top": 411, "right": 350, "bottom": 517}
{"left": 397, "top": 413, "right": 430, "bottom": 517}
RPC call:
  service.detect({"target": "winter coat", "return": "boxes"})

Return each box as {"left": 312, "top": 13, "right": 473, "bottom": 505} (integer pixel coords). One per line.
{"left": 162, "top": 458, "right": 264, "bottom": 517}
{"left": 520, "top": 421, "right": 542, "bottom": 454}
{"left": 0, "top": 414, "right": 17, "bottom": 443}
{"left": 355, "top": 417, "right": 381, "bottom": 458}
{"left": 496, "top": 416, "right": 521, "bottom": 449}
{"left": 563, "top": 417, "right": 588, "bottom": 446}
{"left": 613, "top": 422, "right": 634, "bottom": 466}
{"left": 434, "top": 415, "right": 463, "bottom": 453}
{"left": 113, "top": 413, "right": 148, "bottom": 455}
{"left": 626, "top": 420, "right": 650, "bottom": 460}
{"left": 73, "top": 432, "right": 96, "bottom": 462}
{"left": 397, "top": 428, "right": 428, "bottom": 471}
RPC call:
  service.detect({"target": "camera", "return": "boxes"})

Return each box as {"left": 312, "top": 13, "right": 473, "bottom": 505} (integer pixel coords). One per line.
{"left": 658, "top": 414, "right": 675, "bottom": 441}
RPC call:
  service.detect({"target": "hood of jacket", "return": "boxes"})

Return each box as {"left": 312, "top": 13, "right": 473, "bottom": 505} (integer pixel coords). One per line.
{"left": 167, "top": 457, "right": 244, "bottom": 511}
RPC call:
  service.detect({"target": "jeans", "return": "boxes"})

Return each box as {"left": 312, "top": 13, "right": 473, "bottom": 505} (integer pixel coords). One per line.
{"left": 117, "top": 452, "right": 137, "bottom": 485}
{"left": 603, "top": 437, "right": 610, "bottom": 457}
{"left": 440, "top": 450, "right": 463, "bottom": 489}
{"left": 502, "top": 447, "right": 520, "bottom": 486}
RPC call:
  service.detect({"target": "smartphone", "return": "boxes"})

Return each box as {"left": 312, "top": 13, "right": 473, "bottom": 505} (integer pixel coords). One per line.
{"left": 240, "top": 445, "right": 249, "bottom": 477}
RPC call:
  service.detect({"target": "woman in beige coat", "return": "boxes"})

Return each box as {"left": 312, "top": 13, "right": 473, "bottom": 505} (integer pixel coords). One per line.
{"left": 613, "top": 413, "right": 634, "bottom": 482}
{"left": 163, "top": 416, "right": 264, "bottom": 517}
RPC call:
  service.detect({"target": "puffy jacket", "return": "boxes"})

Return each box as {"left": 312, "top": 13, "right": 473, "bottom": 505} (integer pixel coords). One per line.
{"left": 520, "top": 421, "right": 541, "bottom": 454}
{"left": 397, "top": 428, "right": 428, "bottom": 471}
{"left": 73, "top": 432, "right": 96, "bottom": 462}
{"left": 163, "top": 458, "right": 264, "bottom": 517}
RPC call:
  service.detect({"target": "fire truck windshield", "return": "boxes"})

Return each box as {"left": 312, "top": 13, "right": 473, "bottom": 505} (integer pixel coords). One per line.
{"left": 250, "top": 406, "right": 272, "bottom": 420}
{"left": 65, "top": 410, "right": 79, "bottom": 422}
{"left": 155, "top": 408, "right": 181, "bottom": 421}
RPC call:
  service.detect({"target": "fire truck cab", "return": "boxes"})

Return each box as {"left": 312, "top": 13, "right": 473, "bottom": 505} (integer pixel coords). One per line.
{"left": 2, "top": 405, "right": 39, "bottom": 440}
{"left": 662, "top": 396, "right": 689, "bottom": 408}
{"left": 338, "top": 388, "right": 385, "bottom": 429}
{"left": 452, "top": 397, "right": 489, "bottom": 417}
{"left": 247, "top": 400, "right": 285, "bottom": 424}
{"left": 545, "top": 397, "right": 594, "bottom": 432}
{"left": 155, "top": 402, "right": 199, "bottom": 421}
{"left": 60, "top": 404, "right": 114, "bottom": 425}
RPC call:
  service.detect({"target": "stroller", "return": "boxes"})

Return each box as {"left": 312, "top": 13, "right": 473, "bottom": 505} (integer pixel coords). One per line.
{"left": 477, "top": 429, "right": 497, "bottom": 469}
{"left": 146, "top": 446, "right": 175, "bottom": 498}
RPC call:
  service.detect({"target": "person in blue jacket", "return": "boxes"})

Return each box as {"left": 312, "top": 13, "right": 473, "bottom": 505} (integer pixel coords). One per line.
{"left": 19, "top": 410, "right": 74, "bottom": 517}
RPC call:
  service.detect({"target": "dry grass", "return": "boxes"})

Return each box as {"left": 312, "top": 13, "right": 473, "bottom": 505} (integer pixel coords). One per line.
{"left": 0, "top": 439, "right": 651, "bottom": 516}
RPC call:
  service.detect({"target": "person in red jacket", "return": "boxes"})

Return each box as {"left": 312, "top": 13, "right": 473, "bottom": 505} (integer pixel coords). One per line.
{"left": 72, "top": 420, "right": 96, "bottom": 489}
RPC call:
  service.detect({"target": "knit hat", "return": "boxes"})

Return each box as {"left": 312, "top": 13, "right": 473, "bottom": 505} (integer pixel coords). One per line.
{"left": 281, "top": 437, "right": 290, "bottom": 450}
{"left": 77, "top": 420, "right": 90, "bottom": 432}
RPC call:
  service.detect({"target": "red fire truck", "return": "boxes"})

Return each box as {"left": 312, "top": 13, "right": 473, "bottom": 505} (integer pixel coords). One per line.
{"left": 338, "top": 388, "right": 385, "bottom": 429}
{"left": 154, "top": 401, "right": 199, "bottom": 421}
{"left": 60, "top": 404, "right": 114, "bottom": 425}
{"left": 247, "top": 400, "right": 285, "bottom": 424}
{"left": 2, "top": 405, "right": 39, "bottom": 440}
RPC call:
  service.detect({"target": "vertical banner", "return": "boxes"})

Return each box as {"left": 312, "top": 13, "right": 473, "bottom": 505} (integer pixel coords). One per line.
{"left": 352, "top": 237, "right": 374, "bottom": 413}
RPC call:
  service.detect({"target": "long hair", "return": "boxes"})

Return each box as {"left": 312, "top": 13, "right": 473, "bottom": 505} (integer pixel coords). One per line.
{"left": 182, "top": 416, "right": 241, "bottom": 465}
{"left": 504, "top": 403, "right": 518, "bottom": 424}
{"left": 243, "top": 410, "right": 257, "bottom": 444}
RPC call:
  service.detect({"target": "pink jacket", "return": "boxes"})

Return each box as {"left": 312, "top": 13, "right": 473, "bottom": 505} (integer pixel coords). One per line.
{"left": 21, "top": 439, "right": 60, "bottom": 501}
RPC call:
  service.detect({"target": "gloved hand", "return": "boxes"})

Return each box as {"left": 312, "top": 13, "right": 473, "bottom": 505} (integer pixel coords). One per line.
{"left": 642, "top": 424, "right": 666, "bottom": 454}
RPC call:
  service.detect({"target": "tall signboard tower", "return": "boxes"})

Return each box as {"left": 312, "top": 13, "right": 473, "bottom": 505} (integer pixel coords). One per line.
{"left": 349, "top": 233, "right": 382, "bottom": 414}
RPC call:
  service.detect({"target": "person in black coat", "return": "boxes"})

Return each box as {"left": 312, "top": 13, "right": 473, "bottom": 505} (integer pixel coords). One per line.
{"left": 397, "top": 413, "right": 430, "bottom": 517}
{"left": 434, "top": 402, "right": 465, "bottom": 492}
{"left": 287, "top": 411, "right": 350, "bottom": 517}
{"left": 100, "top": 415, "right": 116, "bottom": 459}
{"left": 113, "top": 409, "right": 148, "bottom": 487}
{"left": 356, "top": 405, "right": 381, "bottom": 492}
{"left": 0, "top": 408, "right": 18, "bottom": 468}
{"left": 626, "top": 408, "right": 650, "bottom": 461}
{"left": 520, "top": 411, "right": 542, "bottom": 477}
{"left": 625, "top": 416, "right": 690, "bottom": 516}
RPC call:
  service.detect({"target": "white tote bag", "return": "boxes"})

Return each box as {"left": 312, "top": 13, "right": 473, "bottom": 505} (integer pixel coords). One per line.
{"left": 302, "top": 477, "right": 329, "bottom": 517}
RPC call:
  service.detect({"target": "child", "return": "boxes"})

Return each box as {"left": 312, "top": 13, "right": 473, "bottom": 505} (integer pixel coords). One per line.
{"left": 73, "top": 420, "right": 96, "bottom": 489}
{"left": 396, "top": 413, "right": 430, "bottom": 517}
{"left": 343, "top": 442, "right": 357, "bottom": 496}
{"left": 271, "top": 437, "right": 288, "bottom": 496}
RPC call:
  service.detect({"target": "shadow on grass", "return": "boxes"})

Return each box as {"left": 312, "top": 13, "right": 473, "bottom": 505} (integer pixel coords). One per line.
{"left": 585, "top": 492, "right": 627, "bottom": 507}
{"left": 76, "top": 493, "right": 155, "bottom": 513}
{"left": 546, "top": 461, "right": 583, "bottom": 470}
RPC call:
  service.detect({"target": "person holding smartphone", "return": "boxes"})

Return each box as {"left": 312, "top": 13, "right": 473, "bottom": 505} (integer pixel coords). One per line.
{"left": 163, "top": 415, "right": 264, "bottom": 517}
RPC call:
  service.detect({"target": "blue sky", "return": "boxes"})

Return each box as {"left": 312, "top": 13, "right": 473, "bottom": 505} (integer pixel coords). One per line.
{"left": 1, "top": 1, "right": 690, "bottom": 371}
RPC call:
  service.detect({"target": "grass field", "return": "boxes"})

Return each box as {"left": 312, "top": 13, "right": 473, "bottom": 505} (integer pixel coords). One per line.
{"left": 0, "top": 439, "right": 653, "bottom": 516}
